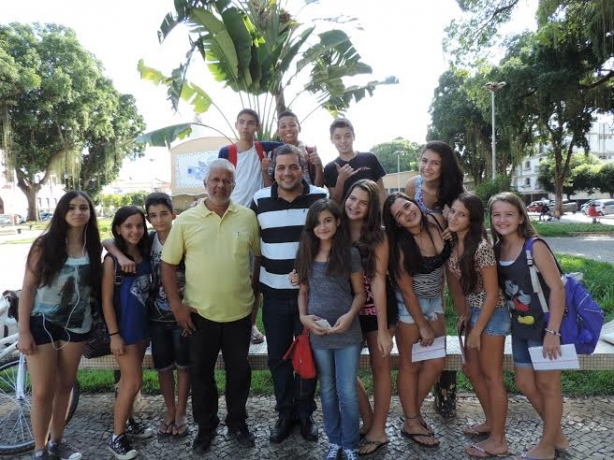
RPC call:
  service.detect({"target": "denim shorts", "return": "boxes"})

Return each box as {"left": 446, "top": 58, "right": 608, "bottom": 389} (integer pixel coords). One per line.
{"left": 511, "top": 334, "right": 544, "bottom": 368}
{"left": 469, "top": 306, "right": 511, "bottom": 337}
{"left": 150, "top": 321, "right": 190, "bottom": 370}
{"left": 398, "top": 297, "right": 443, "bottom": 325}
{"left": 30, "top": 315, "right": 89, "bottom": 345}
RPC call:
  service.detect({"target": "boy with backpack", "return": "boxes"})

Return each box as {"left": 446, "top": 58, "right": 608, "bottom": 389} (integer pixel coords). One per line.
{"left": 218, "top": 109, "right": 282, "bottom": 208}
{"left": 103, "top": 192, "right": 190, "bottom": 437}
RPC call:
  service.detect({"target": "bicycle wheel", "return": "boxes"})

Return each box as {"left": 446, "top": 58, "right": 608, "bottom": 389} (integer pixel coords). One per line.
{"left": 0, "top": 357, "right": 80, "bottom": 455}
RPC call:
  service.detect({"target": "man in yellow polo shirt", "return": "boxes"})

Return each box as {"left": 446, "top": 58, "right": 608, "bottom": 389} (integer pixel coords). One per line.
{"left": 161, "top": 158, "right": 261, "bottom": 455}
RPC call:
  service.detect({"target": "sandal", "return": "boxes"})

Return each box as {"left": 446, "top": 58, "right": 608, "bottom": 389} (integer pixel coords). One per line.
{"left": 463, "top": 424, "right": 491, "bottom": 437}
{"left": 158, "top": 419, "right": 174, "bottom": 436}
{"left": 173, "top": 417, "right": 189, "bottom": 437}
{"left": 358, "top": 439, "right": 389, "bottom": 456}
{"left": 465, "top": 444, "right": 510, "bottom": 458}
{"left": 400, "top": 428, "right": 439, "bottom": 448}
{"left": 399, "top": 414, "right": 434, "bottom": 435}
{"left": 251, "top": 328, "right": 265, "bottom": 344}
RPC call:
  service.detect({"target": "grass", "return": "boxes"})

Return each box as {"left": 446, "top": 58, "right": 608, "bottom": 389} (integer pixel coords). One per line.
{"left": 532, "top": 221, "right": 614, "bottom": 237}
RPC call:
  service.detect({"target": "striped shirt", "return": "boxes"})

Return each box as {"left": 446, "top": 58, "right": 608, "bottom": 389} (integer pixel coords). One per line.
{"left": 251, "top": 180, "right": 328, "bottom": 298}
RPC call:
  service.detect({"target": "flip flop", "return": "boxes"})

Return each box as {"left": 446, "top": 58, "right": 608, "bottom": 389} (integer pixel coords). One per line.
{"left": 525, "top": 443, "right": 570, "bottom": 457}
{"left": 158, "top": 420, "right": 174, "bottom": 436}
{"left": 173, "top": 418, "right": 190, "bottom": 437}
{"left": 514, "top": 453, "right": 555, "bottom": 460}
{"left": 463, "top": 424, "right": 491, "bottom": 437}
{"left": 400, "top": 428, "right": 439, "bottom": 448}
{"left": 358, "top": 439, "right": 389, "bottom": 456}
{"left": 465, "top": 444, "right": 510, "bottom": 458}
{"left": 399, "top": 415, "right": 435, "bottom": 435}
{"left": 251, "top": 329, "right": 265, "bottom": 344}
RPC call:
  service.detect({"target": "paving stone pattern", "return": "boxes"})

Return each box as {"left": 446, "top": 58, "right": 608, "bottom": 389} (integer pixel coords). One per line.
{"left": 12, "top": 393, "right": 613, "bottom": 459}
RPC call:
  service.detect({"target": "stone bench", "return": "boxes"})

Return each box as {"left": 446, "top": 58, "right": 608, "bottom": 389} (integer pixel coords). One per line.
{"left": 78, "top": 334, "right": 614, "bottom": 372}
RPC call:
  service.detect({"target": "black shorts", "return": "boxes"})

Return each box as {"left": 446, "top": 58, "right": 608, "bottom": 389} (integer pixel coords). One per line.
{"left": 359, "top": 315, "right": 379, "bottom": 334}
{"left": 30, "top": 315, "right": 89, "bottom": 345}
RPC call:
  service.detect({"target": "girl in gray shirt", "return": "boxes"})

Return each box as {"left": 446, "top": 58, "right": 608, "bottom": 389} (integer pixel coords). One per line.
{"left": 296, "top": 199, "right": 365, "bottom": 460}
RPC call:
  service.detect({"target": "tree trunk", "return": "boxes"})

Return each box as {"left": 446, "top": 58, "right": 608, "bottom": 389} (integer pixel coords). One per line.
{"left": 16, "top": 177, "right": 41, "bottom": 221}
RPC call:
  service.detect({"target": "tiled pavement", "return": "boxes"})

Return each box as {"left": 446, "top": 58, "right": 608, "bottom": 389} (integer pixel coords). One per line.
{"left": 12, "top": 393, "right": 613, "bottom": 459}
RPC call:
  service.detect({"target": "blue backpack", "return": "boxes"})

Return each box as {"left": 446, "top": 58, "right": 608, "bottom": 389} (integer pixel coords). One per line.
{"left": 526, "top": 237, "right": 605, "bottom": 355}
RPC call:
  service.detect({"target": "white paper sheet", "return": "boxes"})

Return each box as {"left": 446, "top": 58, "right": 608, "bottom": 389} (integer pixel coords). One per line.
{"left": 529, "top": 344, "right": 580, "bottom": 370}
{"left": 412, "top": 336, "right": 446, "bottom": 362}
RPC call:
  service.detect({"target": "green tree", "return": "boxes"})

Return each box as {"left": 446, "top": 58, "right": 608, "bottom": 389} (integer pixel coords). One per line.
{"left": 0, "top": 23, "right": 145, "bottom": 220}
{"left": 474, "top": 174, "right": 513, "bottom": 203}
{"left": 125, "top": 191, "right": 150, "bottom": 208}
{"left": 428, "top": 67, "right": 491, "bottom": 184}
{"left": 446, "top": 0, "right": 614, "bottom": 63}
{"left": 597, "top": 162, "right": 614, "bottom": 198}
{"left": 79, "top": 93, "right": 146, "bottom": 201}
{"left": 100, "top": 193, "right": 122, "bottom": 211}
{"left": 536, "top": 153, "right": 601, "bottom": 199}
{"left": 137, "top": 0, "right": 397, "bottom": 145}
{"left": 370, "top": 138, "right": 420, "bottom": 174}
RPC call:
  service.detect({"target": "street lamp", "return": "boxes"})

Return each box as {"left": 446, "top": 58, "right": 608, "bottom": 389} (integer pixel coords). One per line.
{"left": 483, "top": 81, "right": 507, "bottom": 180}
{"left": 396, "top": 150, "right": 401, "bottom": 191}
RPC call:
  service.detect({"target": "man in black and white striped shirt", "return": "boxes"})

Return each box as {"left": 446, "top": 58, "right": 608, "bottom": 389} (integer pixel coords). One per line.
{"left": 251, "top": 144, "right": 327, "bottom": 444}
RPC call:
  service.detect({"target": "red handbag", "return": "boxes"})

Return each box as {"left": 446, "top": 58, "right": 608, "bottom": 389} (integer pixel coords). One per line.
{"left": 283, "top": 329, "right": 316, "bottom": 379}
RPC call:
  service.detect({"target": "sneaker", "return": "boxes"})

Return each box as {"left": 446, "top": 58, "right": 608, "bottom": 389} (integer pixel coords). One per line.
{"left": 31, "top": 449, "right": 50, "bottom": 460}
{"left": 343, "top": 448, "right": 359, "bottom": 460}
{"left": 126, "top": 417, "right": 154, "bottom": 439}
{"left": 48, "top": 440, "right": 82, "bottom": 460}
{"left": 323, "top": 444, "right": 341, "bottom": 460}
{"left": 107, "top": 433, "right": 137, "bottom": 460}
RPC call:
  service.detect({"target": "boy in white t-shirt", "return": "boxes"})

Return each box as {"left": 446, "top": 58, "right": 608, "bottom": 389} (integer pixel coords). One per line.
{"left": 218, "top": 108, "right": 281, "bottom": 344}
{"left": 218, "top": 109, "right": 282, "bottom": 208}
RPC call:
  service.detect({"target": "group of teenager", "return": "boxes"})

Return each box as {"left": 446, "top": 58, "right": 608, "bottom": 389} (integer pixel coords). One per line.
{"left": 16, "top": 108, "right": 569, "bottom": 460}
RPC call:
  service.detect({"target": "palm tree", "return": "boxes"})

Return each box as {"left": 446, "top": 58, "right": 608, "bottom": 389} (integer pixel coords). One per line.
{"left": 137, "top": 0, "right": 397, "bottom": 145}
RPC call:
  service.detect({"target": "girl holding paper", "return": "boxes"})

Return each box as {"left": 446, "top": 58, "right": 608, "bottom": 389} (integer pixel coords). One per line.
{"left": 489, "top": 192, "right": 568, "bottom": 460}
{"left": 446, "top": 193, "right": 510, "bottom": 458}
{"left": 382, "top": 193, "right": 451, "bottom": 448}
{"left": 296, "top": 199, "right": 365, "bottom": 460}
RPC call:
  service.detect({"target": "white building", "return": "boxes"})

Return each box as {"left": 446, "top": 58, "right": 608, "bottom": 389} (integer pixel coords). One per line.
{"left": 511, "top": 121, "right": 614, "bottom": 202}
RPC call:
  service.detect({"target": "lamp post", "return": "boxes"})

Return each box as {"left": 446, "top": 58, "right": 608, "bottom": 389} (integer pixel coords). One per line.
{"left": 483, "top": 81, "right": 506, "bottom": 180}
{"left": 396, "top": 150, "right": 401, "bottom": 191}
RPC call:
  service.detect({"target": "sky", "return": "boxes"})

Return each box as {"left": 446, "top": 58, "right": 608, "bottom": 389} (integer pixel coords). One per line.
{"left": 2, "top": 0, "right": 537, "bottom": 182}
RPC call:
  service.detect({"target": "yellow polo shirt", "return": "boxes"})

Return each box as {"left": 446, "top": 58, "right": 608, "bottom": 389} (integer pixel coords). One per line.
{"left": 161, "top": 199, "right": 261, "bottom": 322}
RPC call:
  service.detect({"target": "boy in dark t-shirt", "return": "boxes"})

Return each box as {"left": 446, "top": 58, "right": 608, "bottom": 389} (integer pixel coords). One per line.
{"left": 323, "top": 118, "right": 387, "bottom": 204}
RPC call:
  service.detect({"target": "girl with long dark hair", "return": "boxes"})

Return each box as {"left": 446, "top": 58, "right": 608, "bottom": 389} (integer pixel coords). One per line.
{"left": 383, "top": 193, "right": 451, "bottom": 449}
{"left": 17, "top": 191, "right": 102, "bottom": 460}
{"left": 446, "top": 193, "right": 510, "bottom": 457}
{"left": 296, "top": 199, "right": 365, "bottom": 460}
{"left": 102, "top": 206, "right": 152, "bottom": 459}
{"left": 404, "top": 140, "right": 464, "bottom": 224}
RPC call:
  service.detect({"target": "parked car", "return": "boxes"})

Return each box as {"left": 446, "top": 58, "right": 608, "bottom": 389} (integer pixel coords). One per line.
{"left": 0, "top": 214, "right": 18, "bottom": 235}
{"left": 581, "top": 200, "right": 598, "bottom": 215}
{"left": 40, "top": 212, "right": 53, "bottom": 221}
{"left": 595, "top": 199, "right": 614, "bottom": 216}
{"left": 550, "top": 200, "right": 577, "bottom": 214}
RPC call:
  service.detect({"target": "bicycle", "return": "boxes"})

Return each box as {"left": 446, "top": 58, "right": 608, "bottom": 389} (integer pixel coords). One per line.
{"left": 0, "top": 291, "right": 79, "bottom": 456}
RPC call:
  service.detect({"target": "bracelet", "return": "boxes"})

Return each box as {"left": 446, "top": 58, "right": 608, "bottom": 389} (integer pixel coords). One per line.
{"left": 545, "top": 328, "right": 561, "bottom": 337}
{"left": 109, "top": 331, "right": 120, "bottom": 336}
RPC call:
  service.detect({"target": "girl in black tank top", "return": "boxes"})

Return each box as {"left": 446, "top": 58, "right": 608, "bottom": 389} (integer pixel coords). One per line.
{"left": 489, "top": 192, "right": 569, "bottom": 460}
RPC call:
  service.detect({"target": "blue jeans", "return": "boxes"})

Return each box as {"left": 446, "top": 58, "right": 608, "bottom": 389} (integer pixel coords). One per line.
{"left": 262, "top": 296, "right": 317, "bottom": 419}
{"left": 312, "top": 344, "right": 361, "bottom": 450}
